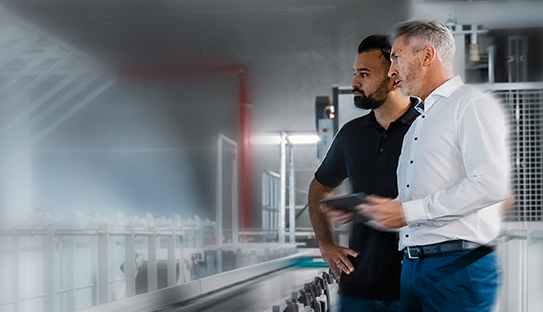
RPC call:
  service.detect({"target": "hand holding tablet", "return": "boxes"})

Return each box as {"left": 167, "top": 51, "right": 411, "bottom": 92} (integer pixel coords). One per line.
{"left": 320, "top": 193, "right": 369, "bottom": 223}
{"left": 320, "top": 193, "right": 400, "bottom": 232}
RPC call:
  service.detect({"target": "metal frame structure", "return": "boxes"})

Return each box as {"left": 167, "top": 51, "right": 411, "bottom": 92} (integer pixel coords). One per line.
{"left": 259, "top": 133, "right": 309, "bottom": 244}
{"left": 0, "top": 6, "right": 116, "bottom": 169}
{"left": 216, "top": 134, "right": 239, "bottom": 246}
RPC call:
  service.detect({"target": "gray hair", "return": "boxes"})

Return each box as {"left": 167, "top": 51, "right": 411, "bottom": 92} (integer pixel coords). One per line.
{"left": 391, "top": 20, "right": 456, "bottom": 69}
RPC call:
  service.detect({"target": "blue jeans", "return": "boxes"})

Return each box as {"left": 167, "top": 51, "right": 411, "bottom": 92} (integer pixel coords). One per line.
{"left": 401, "top": 247, "right": 499, "bottom": 312}
{"left": 340, "top": 296, "right": 400, "bottom": 312}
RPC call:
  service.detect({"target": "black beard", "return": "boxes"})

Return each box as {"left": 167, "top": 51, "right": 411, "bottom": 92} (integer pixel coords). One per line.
{"left": 353, "top": 94, "right": 385, "bottom": 110}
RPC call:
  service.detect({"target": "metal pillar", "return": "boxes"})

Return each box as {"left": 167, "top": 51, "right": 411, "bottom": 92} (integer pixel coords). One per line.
{"left": 124, "top": 226, "right": 136, "bottom": 297}
{"left": 44, "top": 226, "right": 54, "bottom": 312}
{"left": 232, "top": 143, "right": 239, "bottom": 244}
{"left": 98, "top": 225, "right": 109, "bottom": 304}
{"left": 147, "top": 227, "right": 158, "bottom": 291}
{"left": 279, "top": 132, "right": 287, "bottom": 244}
{"left": 488, "top": 45, "right": 496, "bottom": 84}
{"left": 288, "top": 144, "right": 296, "bottom": 243}
{"left": 12, "top": 235, "right": 19, "bottom": 312}
{"left": 167, "top": 230, "right": 176, "bottom": 287}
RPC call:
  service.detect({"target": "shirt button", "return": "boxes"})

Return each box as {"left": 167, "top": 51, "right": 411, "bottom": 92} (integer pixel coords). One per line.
{"left": 422, "top": 115, "right": 426, "bottom": 118}
{"left": 383, "top": 133, "right": 388, "bottom": 138}
{"left": 380, "top": 148, "right": 383, "bottom": 152}
{"left": 406, "top": 184, "right": 410, "bottom": 188}
{"left": 414, "top": 137, "right": 418, "bottom": 141}
{"left": 410, "top": 160, "right": 414, "bottom": 164}
{"left": 405, "top": 234, "right": 410, "bottom": 238}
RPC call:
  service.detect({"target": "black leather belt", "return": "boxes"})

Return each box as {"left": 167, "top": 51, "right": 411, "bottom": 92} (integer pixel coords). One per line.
{"left": 403, "top": 240, "right": 482, "bottom": 259}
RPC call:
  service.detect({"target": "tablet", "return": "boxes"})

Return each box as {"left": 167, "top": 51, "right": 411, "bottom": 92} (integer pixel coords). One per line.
{"left": 320, "top": 192, "right": 368, "bottom": 212}
{"left": 320, "top": 193, "right": 369, "bottom": 223}
{"left": 320, "top": 193, "right": 400, "bottom": 232}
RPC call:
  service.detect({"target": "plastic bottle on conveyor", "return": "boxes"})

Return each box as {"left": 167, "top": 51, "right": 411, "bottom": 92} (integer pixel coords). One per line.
{"left": 266, "top": 270, "right": 340, "bottom": 312}
{"left": 324, "top": 270, "right": 339, "bottom": 310}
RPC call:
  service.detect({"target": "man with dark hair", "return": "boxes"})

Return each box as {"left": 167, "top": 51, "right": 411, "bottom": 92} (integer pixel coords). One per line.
{"left": 308, "top": 34, "right": 420, "bottom": 311}
{"left": 359, "top": 20, "right": 508, "bottom": 311}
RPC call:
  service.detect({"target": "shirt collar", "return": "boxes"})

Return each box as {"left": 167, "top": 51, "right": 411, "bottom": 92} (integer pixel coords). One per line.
{"left": 364, "top": 110, "right": 378, "bottom": 127}
{"left": 364, "top": 97, "right": 421, "bottom": 127}
{"left": 398, "top": 97, "right": 422, "bottom": 125}
{"left": 423, "top": 75, "right": 463, "bottom": 111}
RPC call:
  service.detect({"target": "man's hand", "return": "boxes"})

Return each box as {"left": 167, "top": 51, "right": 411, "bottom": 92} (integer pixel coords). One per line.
{"left": 321, "top": 202, "right": 353, "bottom": 225}
{"left": 356, "top": 195, "right": 407, "bottom": 230}
{"left": 319, "top": 242, "right": 358, "bottom": 279}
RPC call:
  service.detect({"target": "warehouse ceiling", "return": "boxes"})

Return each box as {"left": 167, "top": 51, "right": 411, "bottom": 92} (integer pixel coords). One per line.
{"left": 0, "top": 0, "right": 337, "bottom": 21}
{"left": 0, "top": 0, "right": 348, "bottom": 69}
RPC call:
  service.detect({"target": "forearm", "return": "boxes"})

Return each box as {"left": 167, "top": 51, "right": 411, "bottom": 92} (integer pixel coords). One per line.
{"left": 403, "top": 173, "right": 508, "bottom": 225}
{"left": 308, "top": 178, "right": 359, "bottom": 277}
{"left": 308, "top": 178, "right": 336, "bottom": 247}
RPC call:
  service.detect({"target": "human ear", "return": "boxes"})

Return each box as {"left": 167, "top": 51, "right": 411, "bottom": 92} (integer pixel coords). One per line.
{"left": 422, "top": 45, "right": 437, "bottom": 67}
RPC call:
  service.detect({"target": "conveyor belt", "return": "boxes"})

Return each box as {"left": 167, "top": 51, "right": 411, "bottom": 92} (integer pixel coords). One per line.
{"left": 158, "top": 266, "right": 326, "bottom": 312}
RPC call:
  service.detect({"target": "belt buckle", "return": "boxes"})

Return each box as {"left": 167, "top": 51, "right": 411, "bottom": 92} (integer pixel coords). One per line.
{"left": 406, "top": 246, "right": 420, "bottom": 259}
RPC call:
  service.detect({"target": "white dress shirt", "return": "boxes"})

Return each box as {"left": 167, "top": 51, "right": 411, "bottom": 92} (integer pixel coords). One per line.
{"left": 397, "top": 76, "right": 509, "bottom": 250}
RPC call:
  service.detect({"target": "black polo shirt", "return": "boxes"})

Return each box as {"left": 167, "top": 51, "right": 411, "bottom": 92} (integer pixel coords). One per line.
{"left": 314, "top": 102, "right": 419, "bottom": 301}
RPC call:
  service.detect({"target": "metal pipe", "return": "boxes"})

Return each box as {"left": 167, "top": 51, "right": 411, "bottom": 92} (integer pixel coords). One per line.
{"left": 216, "top": 137, "right": 223, "bottom": 245}
{"left": 488, "top": 45, "right": 495, "bottom": 84}
{"left": 262, "top": 173, "right": 267, "bottom": 234}
{"left": 239, "top": 71, "right": 250, "bottom": 229}
{"left": 232, "top": 143, "right": 239, "bottom": 244}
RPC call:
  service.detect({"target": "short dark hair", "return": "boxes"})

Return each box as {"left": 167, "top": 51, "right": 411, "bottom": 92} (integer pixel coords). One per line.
{"left": 357, "top": 35, "right": 391, "bottom": 63}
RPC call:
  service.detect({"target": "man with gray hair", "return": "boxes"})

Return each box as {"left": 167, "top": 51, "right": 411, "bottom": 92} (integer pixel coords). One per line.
{"left": 357, "top": 20, "right": 509, "bottom": 311}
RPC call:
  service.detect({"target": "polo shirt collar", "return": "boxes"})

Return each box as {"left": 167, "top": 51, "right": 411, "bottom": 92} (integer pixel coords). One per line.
{"left": 364, "top": 97, "right": 421, "bottom": 127}
{"left": 398, "top": 97, "right": 422, "bottom": 125}
{"left": 423, "top": 75, "right": 463, "bottom": 111}
{"left": 364, "top": 110, "right": 379, "bottom": 127}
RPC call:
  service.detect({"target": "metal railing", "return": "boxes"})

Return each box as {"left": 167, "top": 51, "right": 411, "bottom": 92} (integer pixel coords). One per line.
{"left": 0, "top": 225, "right": 184, "bottom": 312}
